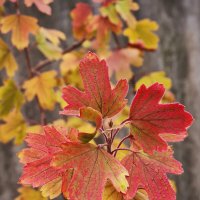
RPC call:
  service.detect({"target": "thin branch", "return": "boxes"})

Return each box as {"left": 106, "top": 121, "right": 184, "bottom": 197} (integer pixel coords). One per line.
{"left": 111, "top": 148, "right": 134, "bottom": 155}
{"left": 33, "top": 39, "right": 85, "bottom": 72}
{"left": 114, "top": 135, "right": 132, "bottom": 157}
{"left": 24, "top": 48, "right": 33, "bottom": 78}
{"left": 111, "top": 119, "right": 130, "bottom": 141}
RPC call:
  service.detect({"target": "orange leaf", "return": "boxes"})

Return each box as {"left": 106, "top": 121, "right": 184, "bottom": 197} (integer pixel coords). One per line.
{"left": 1, "top": 14, "right": 39, "bottom": 49}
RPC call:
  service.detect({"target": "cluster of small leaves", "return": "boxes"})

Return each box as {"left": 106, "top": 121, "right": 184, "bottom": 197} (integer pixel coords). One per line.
{"left": 0, "top": 1, "right": 193, "bottom": 200}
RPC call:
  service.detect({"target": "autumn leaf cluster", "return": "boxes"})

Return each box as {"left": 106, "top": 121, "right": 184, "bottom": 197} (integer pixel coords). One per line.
{"left": 0, "top": 1, "right": 194, "bottom": 200}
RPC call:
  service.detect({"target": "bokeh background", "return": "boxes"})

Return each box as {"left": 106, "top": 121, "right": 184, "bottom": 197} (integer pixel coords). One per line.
{"left": 0, "top": 0, "right": 199, "bottom": 200}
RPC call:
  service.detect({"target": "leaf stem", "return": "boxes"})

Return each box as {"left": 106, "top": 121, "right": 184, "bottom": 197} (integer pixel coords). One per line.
{"left": 111, "top": 148, "right": 134, "bottom": 154}
{"left": 24, "top": 48, "right": 33, "bottom": 78}
{"left": 113, "top": 134, "right": 132, "bottom": 157}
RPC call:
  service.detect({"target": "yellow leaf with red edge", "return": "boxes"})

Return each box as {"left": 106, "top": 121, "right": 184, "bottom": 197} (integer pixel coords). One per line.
{"left": 1, "top": 14, "right": 39, "bottom": 49}
{"left": 0, "top": 79, "right": 24, "bottom": 117}
{"left": 124, "top": 19, "right": 159, "bottom": 50}
{"left": 135, "top": 71, "right": 172, "bottom": 90}
{"left": 24, "top": 0, "right": 53, "bottom": 15}
{"left": 15, "top": 187, "right": 47, "bottom": 200}
{"left": 23, "top": 70, "right": 57, "bottom": 110}
{"left": 0, "top": 38, "right": 18, "bottom": 76}
{"left": 106, "top": 48, "right": 143, "bottom": 80}
{"left": 36, "top": 27, "right": 65, "bottom": 60}
{"left": 0, "top": 110, "right": 27, "bottom": 144}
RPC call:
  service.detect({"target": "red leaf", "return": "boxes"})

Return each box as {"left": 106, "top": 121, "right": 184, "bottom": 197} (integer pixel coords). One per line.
{"left": 19, "top": 126, "right": 76, "bottom": 198}
{"left": 128, "top": 83, "right": 193, "bottom": 153}
{"left": 52, "top": 142, "right": 129, "bottom": 200}
{"left": 121, "top": 148, "right": 183, "bottom": 200}
{"left": 61, "top": 52, "right": 128, "bottom": 118}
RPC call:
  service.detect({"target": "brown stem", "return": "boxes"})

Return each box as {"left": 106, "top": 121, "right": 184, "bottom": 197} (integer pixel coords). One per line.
{"left": 111, "top": 148, "right": 134, "bottom": 155}
{"left": 113, "top": 135, "right": 132, "bottom": 157}
{"left": 33, "top": 39, "right": 85, "bottom": 72}
{"left": 24, "top": 48, "right": 33, "bottom": 78}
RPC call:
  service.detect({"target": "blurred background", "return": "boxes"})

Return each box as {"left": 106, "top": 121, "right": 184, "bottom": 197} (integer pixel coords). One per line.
{"left": 0, "top": 0, "right": 199, "bottom": 200}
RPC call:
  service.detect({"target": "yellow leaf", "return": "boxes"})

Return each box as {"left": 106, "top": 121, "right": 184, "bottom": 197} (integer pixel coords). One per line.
{"left": 36, "top": 27, "right": 66, "bottom": 60}
{"left": 134, "top": 189, "right": 149, "bottom": 200}
{"left": 39, "top": 27, "right": 66, "bottom": 45}
{"left": 124, "top": 19, "right": 159, "bottom": 49}
{"left": 135, "top": 71, "right": 172, "bottom": 90}
{"left": 0, "top": 38, "right": 18, "bottom": 76}
{"left": 115, "top": 0, "right": 138, "bottom": 27}
{"left": 103, "top": 182, "right": 123, "bottom": 200}
{"left": 0, "top": 79, "right": 24, "bottom": 117}
{"left": 40, "top": 177, "right": 62, "bottom": 199}
{"left": 103, "top": 183, "right": 149, "bottom": 200}
{"left": 0, "top": 110, "right": 26, "bottom": 144}
{"left": 15, "top": 187, "right": 47, "bottom": 200}
{"left": 100, "top": 4, "right": 120, "bottom": 25}
{"left": 66, "top": 117, "right": 94, "bottom": 134}
{"left": 1, "top": 14, "right": 39, "bottom": 49}
{"left": 60, "top": 52, "right": 82, "bottom": 74}
{"left": 23, "top": 70, "right": 57, "bottom": 110}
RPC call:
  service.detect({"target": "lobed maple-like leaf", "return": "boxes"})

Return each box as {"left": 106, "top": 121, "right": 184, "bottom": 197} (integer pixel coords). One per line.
{"left": 19, "top": 126, "right": 74, "bottom": 199}
{"left": 122, "top": 148, "right": 183, "bottom": 200}
{"left": 124, "top": 19, "right": 159, "bottom": 50}
{"left": 128, "top": 83, "right": 193, "bottom": 154}
{"left": 62, "top": 52, "right": 128, "bottom": 118}
{"left": 52, "top": 142, "right": 129, "bottom": 200}
{"left": 24, "top": 0, "right": 53, "bottom": 15}
{"left": 0, "top": 14, "right": 39, "bottom": 49}
{"left": 23, "top": 70, "right": 57, "bottom": 110}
